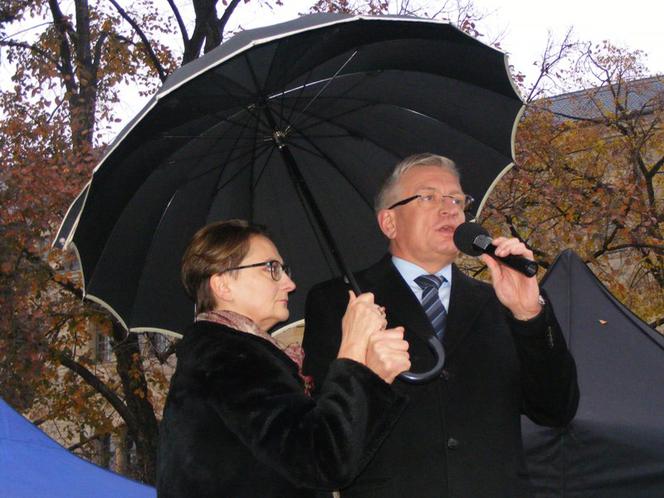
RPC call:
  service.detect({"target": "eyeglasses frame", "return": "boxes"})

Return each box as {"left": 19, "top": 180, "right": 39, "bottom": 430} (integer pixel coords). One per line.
{"left": 387, "top": 192, "right": 474, "bottom": 211}
{"left": 220, "top": 260, "right": 291, "bottom": 281}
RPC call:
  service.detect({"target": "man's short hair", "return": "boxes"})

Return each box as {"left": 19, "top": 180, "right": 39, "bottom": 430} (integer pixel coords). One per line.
{"left": 374, "top": 153, "right": 460, "bottom": 212}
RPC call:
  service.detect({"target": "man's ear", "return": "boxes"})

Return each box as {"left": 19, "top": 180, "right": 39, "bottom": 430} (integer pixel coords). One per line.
{"left": 377, "top": 209, "right": 397, "bottom": 240}
{"left": 209, "top": 273, "right": 232, "bottom": 304}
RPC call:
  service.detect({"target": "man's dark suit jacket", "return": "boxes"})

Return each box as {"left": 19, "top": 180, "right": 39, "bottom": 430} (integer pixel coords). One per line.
{"left": 303, "top": 255, "right": 579, "bottom": 498}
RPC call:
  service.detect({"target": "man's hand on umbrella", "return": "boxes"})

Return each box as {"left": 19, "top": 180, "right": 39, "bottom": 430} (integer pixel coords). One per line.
{"left": 480, "top": 237, "right": 542, "bottom": 321}
{"left": 366, "top": 326, "right": 410, "bottom": 384}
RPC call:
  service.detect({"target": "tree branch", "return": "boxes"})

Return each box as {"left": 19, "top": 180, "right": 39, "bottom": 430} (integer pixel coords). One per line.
{"left": 75, "top": 0, "right": 92, "bottom": 78}
{"left": 599, "top": 242, "right": 664, "bottom": 255}
{"left": 67, "top": 430, "right": 104, "bottom": 451}
{"left": 107, "top": 0, "right": 167, "bottom": 81}
{"left": 91, "top": 31, "right": 109, "bottom": 82}
{"left": 48, "top": 0, "right": 77, "bottom": 94}
{"left": 650, "top": 316, "right": 664, "bottom": 330}
{"left": 57, "top": 351, "right": 136, "bottom": 428}
{"left": 166, "top": 0, "right": 190, "bottom": 48}
{"left": 217, "top": 0, "right": 242, "bottom": 42}
{"left": 648, "top": 154, "right": 664, "bottom": 179}
{"left": 526, "top": 28, "right": 574, "bottom": 103}
{"left": 0, "top": 39, "right": 64, "bottom": 71}
{"left": 20, "top": 247, "right": 84, "bottom": 299}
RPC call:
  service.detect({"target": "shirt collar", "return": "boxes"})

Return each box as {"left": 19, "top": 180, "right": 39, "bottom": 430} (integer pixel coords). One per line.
{"left": 391, "top": 256, "right": 452, "bottom": 285}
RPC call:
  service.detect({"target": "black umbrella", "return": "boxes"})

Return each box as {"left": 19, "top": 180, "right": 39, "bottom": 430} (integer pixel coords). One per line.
{"left": 56, "top": 13, "right": 523, "bottom": 381}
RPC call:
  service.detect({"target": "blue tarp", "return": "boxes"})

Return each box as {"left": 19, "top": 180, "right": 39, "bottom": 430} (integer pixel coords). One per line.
{"left": 0, "top": 398, "right": 156, "bottom": 498}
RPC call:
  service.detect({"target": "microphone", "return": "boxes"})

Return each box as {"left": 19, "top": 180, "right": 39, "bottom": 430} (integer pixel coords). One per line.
{"left": 453, "top": 222, "right": 539, "bottom": 277}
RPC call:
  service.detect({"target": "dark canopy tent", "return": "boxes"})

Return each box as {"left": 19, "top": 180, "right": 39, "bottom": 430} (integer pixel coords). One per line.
{"left": 0, "top": 398, "right": 156, "bottom": 498}
{"left": 523, "top": 249, "right": 664, "bottom": 497}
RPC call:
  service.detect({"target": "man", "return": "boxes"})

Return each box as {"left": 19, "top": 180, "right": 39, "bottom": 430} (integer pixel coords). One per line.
{"left": 302, "top": 153, "right": 579, "bottom": 498}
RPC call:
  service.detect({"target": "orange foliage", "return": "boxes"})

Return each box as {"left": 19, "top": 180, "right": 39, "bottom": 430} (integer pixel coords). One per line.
{"left": 477, "top": 45, "right": 663, "bottom": 332}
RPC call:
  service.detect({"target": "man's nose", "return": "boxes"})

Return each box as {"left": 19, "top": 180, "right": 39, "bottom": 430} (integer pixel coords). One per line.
{"left": 437, "top": 197, "right": 454, "bottom": 212}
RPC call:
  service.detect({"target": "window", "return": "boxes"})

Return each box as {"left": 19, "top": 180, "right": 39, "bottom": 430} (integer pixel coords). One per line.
{"left": 95, "top": 333, "right": 113, "bottom": 362}
{"left": 145, "top": 332, "right": 172, "bottom": 356}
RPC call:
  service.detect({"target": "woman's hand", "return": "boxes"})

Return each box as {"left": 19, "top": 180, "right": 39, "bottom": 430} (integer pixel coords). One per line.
{"left": 366, "top": 327, "right": 410, "bottom": 384}
{"left": 337, "top": 291, "right": 387, "bottom": 364}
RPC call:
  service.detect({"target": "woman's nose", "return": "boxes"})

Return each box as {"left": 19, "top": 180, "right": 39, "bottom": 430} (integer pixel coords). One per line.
{"left": 282, "top": 274, "right": 296, "bottom": 292}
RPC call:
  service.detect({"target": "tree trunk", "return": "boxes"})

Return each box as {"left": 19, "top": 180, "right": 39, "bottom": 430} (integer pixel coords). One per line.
{"left": 111, "top": 322, "right": 159, "bottom": 483}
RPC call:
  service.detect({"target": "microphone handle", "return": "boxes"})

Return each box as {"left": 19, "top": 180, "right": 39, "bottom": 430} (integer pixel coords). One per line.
{"left": 473, "top": 238, "right": 539, "bottom": 277}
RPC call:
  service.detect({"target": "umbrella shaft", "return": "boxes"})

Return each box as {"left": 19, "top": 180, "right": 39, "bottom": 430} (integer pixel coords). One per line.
{"left": 276, "top": 142, "right": 362, "bottom": 295}
{"left": 259, "top": 101, "right": 362, "bottom": 294}
{"left": 279, "top": 144, "right": 362, "bottom": 295}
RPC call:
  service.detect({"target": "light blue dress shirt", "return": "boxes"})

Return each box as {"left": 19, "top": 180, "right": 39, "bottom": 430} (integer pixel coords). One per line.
{"left": 391, "top": 256, "right": 452, "bottom": 311}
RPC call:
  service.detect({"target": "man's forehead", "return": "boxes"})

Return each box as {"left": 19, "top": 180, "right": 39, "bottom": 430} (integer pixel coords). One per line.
{"left": 415, "top": 186, "right": 464, "bottom": 194}
{"left": 403, "top": 171, "right": 463, "bottom": 192}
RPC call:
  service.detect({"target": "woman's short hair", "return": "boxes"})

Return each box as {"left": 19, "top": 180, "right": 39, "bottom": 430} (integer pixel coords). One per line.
{"left": 374, "top": 153, "right": 460, "bottom": 212}
{"left": 181, "top": 220, "right": 269, "bottom": 313}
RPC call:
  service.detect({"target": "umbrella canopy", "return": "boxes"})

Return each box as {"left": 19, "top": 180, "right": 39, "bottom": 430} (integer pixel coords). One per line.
{"left": 56, "top": 13, "right": 523, "bottom": 335}
{"left": 524, "top": 250, "right": 664, "bottom": 497}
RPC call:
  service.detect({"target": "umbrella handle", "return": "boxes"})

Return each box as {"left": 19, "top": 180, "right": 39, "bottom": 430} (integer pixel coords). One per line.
{"left": 397, "top": 335, "right": 445, "bottom": 383}
{"left": 346, "top": 277, "right": 445, "bottom": 384}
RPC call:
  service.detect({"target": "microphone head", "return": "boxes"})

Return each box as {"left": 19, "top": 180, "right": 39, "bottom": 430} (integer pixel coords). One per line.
{"left": 453, "top": 222, "right": 489, "bottom": 257}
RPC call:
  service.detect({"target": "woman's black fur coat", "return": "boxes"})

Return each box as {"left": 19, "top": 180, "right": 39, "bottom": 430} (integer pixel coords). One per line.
{"left": 157, "top": 320, "right": 406, "bottom": 498}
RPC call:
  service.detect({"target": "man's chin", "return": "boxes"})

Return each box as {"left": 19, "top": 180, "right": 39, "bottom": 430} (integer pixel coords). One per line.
{"left": 431, "top": 245, "right": 459, "bottom": 261}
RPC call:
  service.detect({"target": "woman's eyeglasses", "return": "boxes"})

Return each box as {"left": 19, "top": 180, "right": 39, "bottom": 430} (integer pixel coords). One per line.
{"left": 221, "top": 260, "right": 291, "bottom": 281}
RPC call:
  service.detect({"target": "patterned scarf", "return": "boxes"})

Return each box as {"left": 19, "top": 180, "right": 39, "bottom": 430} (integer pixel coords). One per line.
{"left": 196, "top": 309, "right": 314, "bottom": 395}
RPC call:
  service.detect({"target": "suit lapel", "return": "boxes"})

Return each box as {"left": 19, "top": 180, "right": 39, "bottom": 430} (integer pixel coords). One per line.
{"left": 356, "top": 257, "right": 493, "bottom": 367}
{"left": 443, "top": 265, "right": 491, "bottom": 359}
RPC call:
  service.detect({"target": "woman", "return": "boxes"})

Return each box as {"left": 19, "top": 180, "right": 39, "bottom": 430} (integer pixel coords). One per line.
{"left": 157, "top": 220, "right": 410, "bottom": 498}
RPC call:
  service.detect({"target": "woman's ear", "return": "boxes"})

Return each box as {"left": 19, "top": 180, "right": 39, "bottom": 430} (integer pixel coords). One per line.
{"left": 377, "top": 209, "right": 397, "bottom": 240}
{"left": 209, "top": 273, "right": 232, "bottom": 304}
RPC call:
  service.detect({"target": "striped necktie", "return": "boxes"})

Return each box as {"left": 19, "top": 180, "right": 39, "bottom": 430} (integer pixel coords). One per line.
{"left": 414, "top": 274, "right": 447, "bottom": 342}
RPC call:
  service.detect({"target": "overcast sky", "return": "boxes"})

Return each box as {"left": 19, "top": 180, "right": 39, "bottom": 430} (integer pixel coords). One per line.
{"left": 473, "top": 0, "right": 663, "bottom": 79}
{"left": 227, "top": 0, "right": 664, "bottom": 82}
{"left": 4, "top": 0, "right": 661, "bottom": 137}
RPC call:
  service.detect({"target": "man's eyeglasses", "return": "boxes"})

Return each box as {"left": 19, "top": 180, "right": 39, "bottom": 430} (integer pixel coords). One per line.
{"left": 221, "top": 260, "right": 291, "bottom": 281}
{"left": 388, "top": 191, "right": 474, "bottom": 211}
